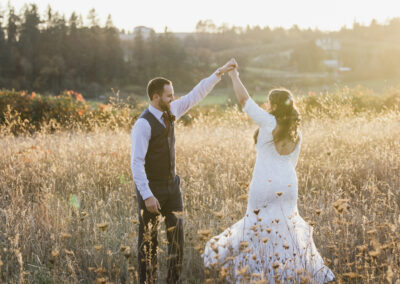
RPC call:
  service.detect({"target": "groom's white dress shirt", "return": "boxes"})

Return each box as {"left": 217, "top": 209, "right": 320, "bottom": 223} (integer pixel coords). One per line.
{"left": 131, "top": 73, "right": 221, "bottom": 200}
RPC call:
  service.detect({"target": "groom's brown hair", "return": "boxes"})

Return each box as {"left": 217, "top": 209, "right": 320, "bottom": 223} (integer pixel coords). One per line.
{"left": 147, "top": 77, "right": 172, "bottom": 100}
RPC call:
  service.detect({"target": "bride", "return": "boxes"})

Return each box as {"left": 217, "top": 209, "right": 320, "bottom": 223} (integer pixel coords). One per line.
{"left": 203, "top": 60, "right": 335, "bottom": 283}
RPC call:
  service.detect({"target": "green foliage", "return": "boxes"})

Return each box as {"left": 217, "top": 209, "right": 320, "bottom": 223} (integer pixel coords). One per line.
{"left": 1, "top": 86, "right": 399, "bottom": 135}
{"left": 0, "top": 90, "right": 85, "bottom": 127}
{"left": 0, "top": 89, "right": 143, "bottom": 134}
{"left": 290, "top": 40, "right": 325, "bottom": 72}
{"left": 299, "top": 86, "right": 400, "bottom": 117}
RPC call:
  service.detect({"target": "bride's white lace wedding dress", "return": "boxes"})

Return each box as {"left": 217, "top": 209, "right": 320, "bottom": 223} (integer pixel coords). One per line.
{"left": 203, "top": 98, "right": 335, "bottom": 283}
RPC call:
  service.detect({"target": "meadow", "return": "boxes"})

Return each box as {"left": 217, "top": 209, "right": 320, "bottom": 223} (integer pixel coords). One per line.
{"left": 0, "top": 88, "right": 399, "bottom": 283}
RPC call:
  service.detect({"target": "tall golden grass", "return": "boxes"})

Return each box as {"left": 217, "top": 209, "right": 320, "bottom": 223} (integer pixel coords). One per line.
{"left": 0, "top": 91, "right": 399, "bottom": 283}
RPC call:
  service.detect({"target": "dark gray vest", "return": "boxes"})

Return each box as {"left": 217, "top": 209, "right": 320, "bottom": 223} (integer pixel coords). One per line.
{"left": 140, "top": 108, "right": 175, "bottom": 181}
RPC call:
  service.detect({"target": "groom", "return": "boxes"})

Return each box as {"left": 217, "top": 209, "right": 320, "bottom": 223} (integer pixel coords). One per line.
{"left": 130, "top": 59, "right": 236, "bottom": 283}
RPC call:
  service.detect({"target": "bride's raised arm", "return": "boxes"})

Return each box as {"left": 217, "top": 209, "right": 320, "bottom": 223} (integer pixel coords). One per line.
{"left": 228, "top": 67, "right": 275, "bottom": 128}
{"left": 228, "top": 67, "right": 250, "bottom": 107}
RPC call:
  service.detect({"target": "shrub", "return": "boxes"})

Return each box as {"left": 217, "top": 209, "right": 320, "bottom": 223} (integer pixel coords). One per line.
{"left": 0, "top": 90, "right": 143, "bottom": 134}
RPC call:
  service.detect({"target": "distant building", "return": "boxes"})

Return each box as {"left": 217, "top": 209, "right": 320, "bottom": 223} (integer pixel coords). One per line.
{"left": 338, "top": 67, "right": 351, "bottom": 72}
{"left": 119, "top": 26, "right": 154, "bottom": 41}
{"left": 119, "top": 27, "right": 194, "bottom": 42}
{"left": 173, "top": 32, "right": 192, "bottom": 39}
{"left": 315, "top": 38, "right": 341, "bottom": 51}
{"left": 315, "top": 37, "right": 351, "bottom": 74}
{"left": 133, "top": 26, "right": 153, "bottom": 38}
{"left": 323, "top": 59, "right": 339, "bottom": 69}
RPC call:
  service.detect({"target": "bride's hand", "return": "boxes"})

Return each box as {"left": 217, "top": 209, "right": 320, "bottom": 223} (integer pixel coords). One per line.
{"left": 227, "top": 58, "right": 239, "bottom": 78}
{"left": 228, "top": 68, "right": 239, "bottom": 78}
{"left": 219, "top": 58, "right": 238, "bottom": 75}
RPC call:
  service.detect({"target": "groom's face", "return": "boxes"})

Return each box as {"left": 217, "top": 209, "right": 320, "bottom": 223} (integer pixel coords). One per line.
{"left": 158, "top": 84, "right": 175, "bottom": 111}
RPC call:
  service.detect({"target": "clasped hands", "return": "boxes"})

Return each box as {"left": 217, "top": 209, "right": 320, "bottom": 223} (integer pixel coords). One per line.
{"left": 217, "top": 58, "right": 239, "bottom": 77}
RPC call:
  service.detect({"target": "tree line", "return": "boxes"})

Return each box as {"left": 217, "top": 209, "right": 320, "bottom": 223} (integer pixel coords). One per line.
{"left": 0, "top": 4, "right": 399, "bottom": 98}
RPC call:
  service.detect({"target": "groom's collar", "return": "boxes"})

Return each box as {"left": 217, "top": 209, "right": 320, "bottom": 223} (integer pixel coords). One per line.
{"left": 149, "top": 104, "right": 164, "bottom": 120}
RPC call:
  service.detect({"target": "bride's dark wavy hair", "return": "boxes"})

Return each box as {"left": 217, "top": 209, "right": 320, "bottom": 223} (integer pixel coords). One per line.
{"left": 254, "top": 88, "right": 301, "bottom": 144}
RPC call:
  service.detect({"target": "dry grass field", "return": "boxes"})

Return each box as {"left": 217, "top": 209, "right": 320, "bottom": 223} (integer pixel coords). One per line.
{"left": 0, "top": 93, "right": 400, "bottom": 283}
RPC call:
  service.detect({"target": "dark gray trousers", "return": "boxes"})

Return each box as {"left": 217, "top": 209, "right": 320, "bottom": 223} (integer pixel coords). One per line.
{"left": 136, "top": 175, "right": 184, "bottom": 284}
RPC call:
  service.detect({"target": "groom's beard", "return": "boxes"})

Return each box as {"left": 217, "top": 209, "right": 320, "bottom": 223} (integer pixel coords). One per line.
{"left": 158, "top": 100, "right": 171, "bottom": 112}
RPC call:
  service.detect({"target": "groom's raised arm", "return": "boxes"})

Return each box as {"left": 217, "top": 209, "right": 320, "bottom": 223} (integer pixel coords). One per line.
{"left": 170, "top": 72, "right": 221, "bottom": 119}
{"left": 170, "top": 59, "right": 237, "bottom": 119}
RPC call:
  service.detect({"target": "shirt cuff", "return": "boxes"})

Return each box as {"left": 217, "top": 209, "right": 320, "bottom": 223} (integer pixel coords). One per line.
{"left": 138, "top": 187, "right": 154, "bottom": 200}
{"left": 210, "top": 72, "right": 222, "bottom": 84}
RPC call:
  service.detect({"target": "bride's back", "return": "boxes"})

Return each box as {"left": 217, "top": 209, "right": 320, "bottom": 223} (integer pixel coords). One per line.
{"left": 256, "top": 125, "right": 301, "bottom": 157}
{"left": 272, "top": 127, "right": 301, "bottom": 156}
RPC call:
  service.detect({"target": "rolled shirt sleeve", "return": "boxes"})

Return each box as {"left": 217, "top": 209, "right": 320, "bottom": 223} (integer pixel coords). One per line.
{"left": 171, "top": 73, "right": 221, "bottom": 119}
{"left": 130, "top": 118, "right": 153, "bottom": 200}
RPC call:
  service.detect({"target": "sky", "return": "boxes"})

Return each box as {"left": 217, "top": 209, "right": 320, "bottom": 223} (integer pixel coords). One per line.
{"left": 3, "top": 0, "right": 400, "bottom": 33}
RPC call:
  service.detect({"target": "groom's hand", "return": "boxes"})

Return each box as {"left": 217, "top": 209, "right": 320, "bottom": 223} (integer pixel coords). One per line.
{"left": 218, "top": 58, "right": 238, "bottom": 75}
{"left": 145, "top": 196, "right": 161, "bottom": 214}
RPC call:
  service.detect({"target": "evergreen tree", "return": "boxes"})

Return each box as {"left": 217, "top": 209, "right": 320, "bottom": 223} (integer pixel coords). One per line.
{"left": 0, "top": 11, "right": 6, "bottom": 84}
{"left": 18, "top": 4, "right": 41, "bottom": 89}
{"left": 6, "top": 6, "right": 18, "bottom": 44}
{"left": 5, "top": 5, "right": 20, "bottom": 88}
{"left": 131, "top": 28, "right": 147, "bottom": 85}
{"left": 103, "top": 14, "right": 123, "bottom": 84}
{"left": 36, "top": 7, "right": 67, "bottom": 92}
